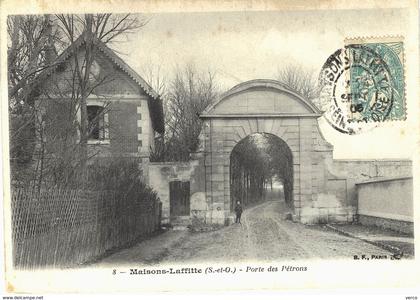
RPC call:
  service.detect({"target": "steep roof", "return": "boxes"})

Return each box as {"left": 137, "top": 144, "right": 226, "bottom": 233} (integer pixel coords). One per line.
{"left": 35, "top": 32, "right": 164, "bottom": 134}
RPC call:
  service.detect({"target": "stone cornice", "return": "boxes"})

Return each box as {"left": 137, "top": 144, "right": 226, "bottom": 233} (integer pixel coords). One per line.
{"left": 200, "top": 113, "right": 322, "bottom": 118}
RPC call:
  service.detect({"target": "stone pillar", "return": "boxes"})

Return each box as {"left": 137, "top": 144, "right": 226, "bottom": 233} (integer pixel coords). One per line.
{"left": 141, "top": 156, "right": 150, "bottom": 183}
{"left": 298, "top": 118, "right": 316, "bottom": 224}
{"left": 209, "top": 127, "right": 227, "bottom": 224}
{"left": 190, "top": 152, "right": 208, "bottom": 225}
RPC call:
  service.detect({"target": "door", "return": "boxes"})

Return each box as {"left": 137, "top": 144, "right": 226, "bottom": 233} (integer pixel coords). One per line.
{"left": 169, "top": 181, "right": 190, "bottom": 216}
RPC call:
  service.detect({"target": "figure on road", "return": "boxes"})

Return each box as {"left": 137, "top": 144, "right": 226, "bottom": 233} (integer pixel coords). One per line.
{"left": 234, "top": 201, "right": 243, "bottom": 224}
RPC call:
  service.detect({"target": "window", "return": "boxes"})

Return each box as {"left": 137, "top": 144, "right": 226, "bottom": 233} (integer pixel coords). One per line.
{"left": 87, "top": 105, "right": 108, "bottom": 141}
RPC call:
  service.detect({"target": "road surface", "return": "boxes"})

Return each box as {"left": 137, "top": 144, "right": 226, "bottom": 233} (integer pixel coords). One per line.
{"left": 96, "top": 199, "right": 391, "bottom": 266}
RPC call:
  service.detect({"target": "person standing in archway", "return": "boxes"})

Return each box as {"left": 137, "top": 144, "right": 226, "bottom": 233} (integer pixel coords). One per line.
{"left": 234, "top": 201, "right": 243, "bottom": 224}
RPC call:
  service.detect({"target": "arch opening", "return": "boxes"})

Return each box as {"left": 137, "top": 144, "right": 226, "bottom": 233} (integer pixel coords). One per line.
{"left": 229, "top": 133, "right": 294, "bottom": 213}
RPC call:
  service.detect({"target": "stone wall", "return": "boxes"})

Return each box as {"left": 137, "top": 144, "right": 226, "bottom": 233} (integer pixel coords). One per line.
{"left": 148, "top": 160, "right": 205, "bottom": 225}
{"left": 330, "top": 159, "right": 412, "bottom": 206}
{"left": 304, "top": 159, "right": 414, "bottom": 224}
{"left": 198, "top": 112, "right": 413, "bottom": 225}
{"left": 356, "top": 176, "right": 413, "bottom": 234}
{"left": 199, "top": 114, "right": 413, "bottom": 225}
{"left": 148, "top": 145, "right": 412, "bottom": 228}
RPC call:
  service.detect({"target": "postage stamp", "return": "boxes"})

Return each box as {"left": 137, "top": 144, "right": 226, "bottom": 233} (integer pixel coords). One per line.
{"left": 318, "top": 36, "right": 405, "bottom": 135}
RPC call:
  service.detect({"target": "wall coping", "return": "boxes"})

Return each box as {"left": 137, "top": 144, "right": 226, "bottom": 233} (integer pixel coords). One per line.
{"left": 334, "top": 158, "right": 412, "bottom": 162}
{"left": 355, "top": 176, "right": 413, "bottom": 185}
{"left": 200, "top": 113, "right": 322, "bottom": 118}
{"left": 149, "top": 161, "right": 195, "bottom": 166}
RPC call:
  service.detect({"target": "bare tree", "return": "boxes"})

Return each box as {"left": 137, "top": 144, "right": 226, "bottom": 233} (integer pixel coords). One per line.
{"left": 230, "top": 133, "right": 294, "bottom": 209}
{"left": 54, "top": 14, "right": 147, "bottom": 172}
{"left": 276, "top": 64, "right": 320, "bottom": 102}
{"left": 140, "top": 63, "right": 168, "bottom": 98}
{"left": 7, "top": 15, "right": 63, "bottom": 107}
{"left": 230, "top": 134, "right": 270, "bottom": 208}
{"left": 8, "top": 14, "right": 147, "bottom": 187}
{"left": 8, "top": 15, "right": 65, "bottom": 185}
{"left": 152, "top": 64, "right": 219, "bottom": 161}
{"left": 141, "top": 63, "right": 168, "bottom": 162}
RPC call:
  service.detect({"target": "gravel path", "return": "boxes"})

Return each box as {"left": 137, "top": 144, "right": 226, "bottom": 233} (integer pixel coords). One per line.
{"left": 96, "top": 200, "right": 391, "bottom": 266}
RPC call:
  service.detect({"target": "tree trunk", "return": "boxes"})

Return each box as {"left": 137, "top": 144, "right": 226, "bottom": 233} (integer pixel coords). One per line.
{"left": 79, "top": 15, "right": 94, "bottom": 180}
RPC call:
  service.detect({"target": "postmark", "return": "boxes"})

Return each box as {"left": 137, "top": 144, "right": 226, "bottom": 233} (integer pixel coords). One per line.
{"left": 318, "top": 37, "right": 405, "bottom": 134}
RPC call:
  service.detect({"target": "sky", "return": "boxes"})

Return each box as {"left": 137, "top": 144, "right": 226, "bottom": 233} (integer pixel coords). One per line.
{"left": 112, "top": 8, "right": 417, "bottom": 159}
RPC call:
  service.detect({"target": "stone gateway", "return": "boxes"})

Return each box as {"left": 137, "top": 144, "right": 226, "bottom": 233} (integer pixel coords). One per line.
{"left": 199, "top": 79, "right": 335, "bottom": 224}
{"left": 149, "top": 79, "right": 412, "bottom": 227}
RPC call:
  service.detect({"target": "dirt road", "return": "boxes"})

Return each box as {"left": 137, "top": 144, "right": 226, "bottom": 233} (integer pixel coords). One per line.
{"left": 96, "top": 200, "right": 391, "bottom": 266}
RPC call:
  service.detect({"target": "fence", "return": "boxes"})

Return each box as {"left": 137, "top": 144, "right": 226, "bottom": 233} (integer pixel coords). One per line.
{"left": 11, "top": 187, "right": 162, "bottom": 269}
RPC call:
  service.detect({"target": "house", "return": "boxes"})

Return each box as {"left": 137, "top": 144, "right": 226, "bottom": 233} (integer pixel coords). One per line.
{"left": 31, "top": 32, "right": 164, "bottom": 167}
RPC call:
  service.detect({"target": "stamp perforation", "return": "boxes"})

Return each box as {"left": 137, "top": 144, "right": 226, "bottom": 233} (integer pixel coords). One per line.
{"left": 318, "top": 35, "right": 407, "bottom": 134}
{"left": 345, "top": 36, "right": 407, "bottom": 123}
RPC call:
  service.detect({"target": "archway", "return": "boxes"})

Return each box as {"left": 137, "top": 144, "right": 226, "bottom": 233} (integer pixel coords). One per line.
{"left": 229, "top": 133, "right": 293, "bottom": 213}
{"left": 199, "top": 79, "right": 334, "bottom": 225}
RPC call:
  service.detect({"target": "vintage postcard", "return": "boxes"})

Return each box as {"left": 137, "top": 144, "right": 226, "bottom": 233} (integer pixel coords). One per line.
{"left": 0, "top": 0, "right": 419, "bottom": 296}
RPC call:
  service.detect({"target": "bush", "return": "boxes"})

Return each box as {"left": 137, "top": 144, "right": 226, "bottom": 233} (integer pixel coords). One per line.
{"left": 11, "top": 157, "right": 162, "bottom": 268}
{"left": 86, "top": 157, "right": 159, "bottom": 202}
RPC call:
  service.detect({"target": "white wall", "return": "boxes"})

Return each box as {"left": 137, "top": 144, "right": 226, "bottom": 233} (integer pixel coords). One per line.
{"left": 357, "top": 177, "right": 413, "bottom": 222}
